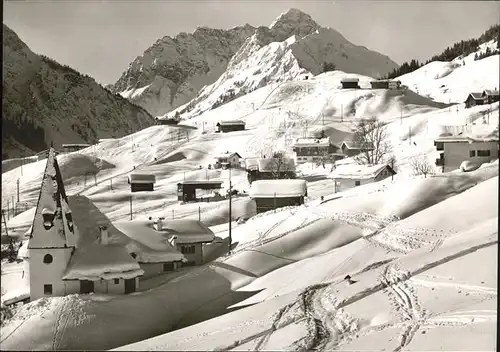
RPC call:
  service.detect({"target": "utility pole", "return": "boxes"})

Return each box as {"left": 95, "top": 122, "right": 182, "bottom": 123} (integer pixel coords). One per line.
{"left": 274, "top": 192, "right": 277, "bottom": 212}
{"left": 2, "top": 210, "right": 9, "bottom": 237}
{"left": 341, "top": 104, "right": 343, "bottom": 122}
{"left": 198, "top": 206, "right": 201, "bottom": 221}
{"left": 17, "top": 179, "right": 20, "bottom": 203}
{"left": 129, "top": 195, "right": 133, "bottom": 220}
{"left": 110, "top": 178, "right": 113, "bottom": 190}
{"left": 172, "top": 209, "right": 175, "bottom": 220}
{"left": 409, "top": 126, "right": 412, "bottom": 145}
{"left": 228, "top": 166, "right": 232, "bottom": 255}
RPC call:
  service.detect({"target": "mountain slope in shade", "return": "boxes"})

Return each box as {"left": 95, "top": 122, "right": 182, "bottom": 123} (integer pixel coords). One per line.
{"left": 111, "top": 24, "right": 256, "bottom": 117}
{"left": 2, "top": 24, "right": 154, "bottom": 159}
{"left": 161, "top": 8, "right": 399, "bottom": 119}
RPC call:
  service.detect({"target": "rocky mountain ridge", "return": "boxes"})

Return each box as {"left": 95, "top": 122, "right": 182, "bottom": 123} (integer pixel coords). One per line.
{"left": 113, "top": 8, "right": 399, "bottom": 118}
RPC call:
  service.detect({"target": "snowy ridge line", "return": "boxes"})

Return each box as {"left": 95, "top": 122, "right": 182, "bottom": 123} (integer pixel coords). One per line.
{"left": 221, "top": 216, "right": 321, "bottom": 261}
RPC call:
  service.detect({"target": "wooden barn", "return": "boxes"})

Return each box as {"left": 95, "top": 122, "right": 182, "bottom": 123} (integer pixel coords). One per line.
{"left": 464, "top": 93, "right": 486, "bottom": 108}
{"left": 370, "top": 79, "right": 401, "bottom": 90}
{"left": 177, "top": 180, "right": 223, "bottom": 202}
{"left": 339, "top": 140, "right": 374, "bottom": 158}
{"left": 128, "top": 173, "right": 156, "bottom": 192}
{"left": 249, "top": 179, "right": 307, "bottom": 214}
{"left": 216, "top": 120, "right": 246, "bottom": 133}
{"left": 341, "top": 78, "right": 360, "bottom": 89}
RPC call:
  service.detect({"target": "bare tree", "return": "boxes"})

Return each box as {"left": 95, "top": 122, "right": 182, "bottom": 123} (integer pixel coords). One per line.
{"left": 353, "top": 117, "right": 392, "bottom": 165}
{"left": 267, "top": 151, "right": 294, "bottom": 179}
{"left": 410, "top": 156, "right": 435, "bottom": 178}
{"left": 315, "top": 150, "right": 336, "bottom": 170}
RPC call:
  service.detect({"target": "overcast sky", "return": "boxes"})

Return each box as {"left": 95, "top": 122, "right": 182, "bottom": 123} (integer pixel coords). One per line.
{"left": 4, "top": 0, "right": 499, "bottom": 85}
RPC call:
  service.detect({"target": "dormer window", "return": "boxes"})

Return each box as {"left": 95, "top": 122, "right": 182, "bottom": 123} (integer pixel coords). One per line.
{"left": 42, "top": 208, "right": 55, "bottom": 230}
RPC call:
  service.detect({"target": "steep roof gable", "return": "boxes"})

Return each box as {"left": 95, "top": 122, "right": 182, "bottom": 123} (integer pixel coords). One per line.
{"left": 28, "top": 148, "right": 77, "bottom": 249}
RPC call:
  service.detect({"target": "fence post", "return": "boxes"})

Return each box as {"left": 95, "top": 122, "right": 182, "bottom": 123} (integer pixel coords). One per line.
{"left": 7, "top": 200, "right": 10, "bottom": 220}
{"left": 198, "top": 206, "right": 201, "bottom": 221}
{"left": 274, "top": 193, "right": 277, "bottom": 212}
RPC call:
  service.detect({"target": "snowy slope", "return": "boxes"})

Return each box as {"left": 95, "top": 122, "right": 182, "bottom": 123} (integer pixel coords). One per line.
{"left": 1, "top": 46, "right": 498, "bottom": 351}
{"left": 398, "top": 40, "right": 499, "bottom": 104}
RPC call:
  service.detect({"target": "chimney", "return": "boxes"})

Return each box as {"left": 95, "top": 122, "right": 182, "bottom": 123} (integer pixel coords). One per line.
{"left": 99, "top": 225, "right": 108, "bottom": 245}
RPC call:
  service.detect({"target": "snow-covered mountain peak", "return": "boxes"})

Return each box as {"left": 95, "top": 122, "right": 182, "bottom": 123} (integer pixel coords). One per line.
{"left": 115, "top": 9, "right": 397, "bottom": 119}
{"left": 269, "top": 8, "right": 320, "bottom": 33}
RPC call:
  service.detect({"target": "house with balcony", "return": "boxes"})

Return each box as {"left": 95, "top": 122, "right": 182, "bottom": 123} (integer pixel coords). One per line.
{"left": 213, "top": 151, "right": 242, "bottom": 169}
{"left": 481, "top": 90, "right": 499, "bottom": 104}
{"left": 292, "top": 137, "right": 344, "bottom": 164}
{"left": 434, "top": 135, "right": 499, "bottom": 172}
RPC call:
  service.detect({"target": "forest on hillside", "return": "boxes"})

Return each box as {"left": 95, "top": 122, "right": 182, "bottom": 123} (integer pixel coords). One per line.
{"left": 384, "top": 24, "right": 500, "bottom": 79}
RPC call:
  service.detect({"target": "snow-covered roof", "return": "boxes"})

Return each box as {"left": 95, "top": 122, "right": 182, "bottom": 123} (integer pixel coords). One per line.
{"left": 153, "top": 219, "right": 215, "bottom": 244}
{"left": 434, "top": 135, "right": 499, "bottom": 143}
{"left": 67, "top": 196, "right": 183, "bottom": 265}
{"left": 257, "top": 158, "right": 296, "bottom": 172}
{"left": 244, "top": 158, "right": 260, "bottom": 170}
{"left": 128, "top": 173, "right": 156, "bottom": 184}
{"left": 215, "top": 151, "right": 242, "bottom": 159}
{"left": 467, "top": 92, "right": 486, "bottom": 100}
{"left": 62, "top": 243, "right": 144, "bottom": 281}
{"left": 330, "top": 163, "right": 395, "bottom": 180}
{"left": 341, "top": 78, "right": 359, "bottom": 83}
{"left": 293, "top": 137, "right": 331, "bottom": 148}
{"left": 249, "top": 179, "right": 307, "bottom": 198}
{"left": 28, "top": 148, "right": 78, "bottom": 249}
{"left": 61, "top": 195, "right": 143, "bottom": 280}
{"left": 482, "top": 90, "right": 499, "bottom": 96}
{"left": 178, "top": 180, "right": 223, "bottom": 186}
{"left": 370, "top": 79, "right": 401, "bottom": 83}
{"left": 217, "top": 120, "right": 246, "bottom": 126}
{"left": 112, "top": 221, "right": 186, "bottom": 261}
{"left": 340, "top": 140, "right": 374, "bottom": 150}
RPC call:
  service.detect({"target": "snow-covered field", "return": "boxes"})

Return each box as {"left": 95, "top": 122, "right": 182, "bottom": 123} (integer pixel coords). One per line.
{"left": 1, "top": 45, "right": 498, "bottom": 350}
